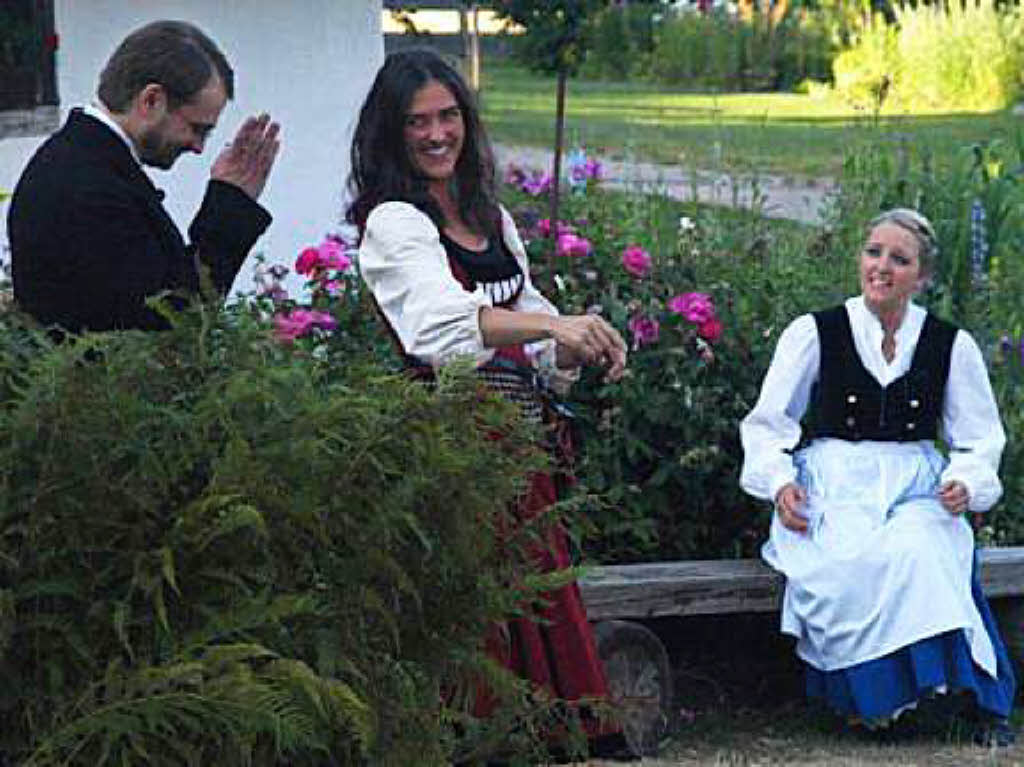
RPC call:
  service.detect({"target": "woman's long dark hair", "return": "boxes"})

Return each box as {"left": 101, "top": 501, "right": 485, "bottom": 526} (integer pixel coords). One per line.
{"left": 346, "top": 49, "right": 501, "bottom": 241}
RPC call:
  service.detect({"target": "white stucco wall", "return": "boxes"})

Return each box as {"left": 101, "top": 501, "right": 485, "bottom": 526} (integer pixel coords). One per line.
{"left": 0, "top": 0, "right": 383, "bottom": 298}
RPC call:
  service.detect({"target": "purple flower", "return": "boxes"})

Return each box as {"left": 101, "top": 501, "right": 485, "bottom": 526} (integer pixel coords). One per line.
{"left": 504, "top": 163, "right": 527, "bottom": 188}
{"left": 627, "top": 314, "right": 660, "bottom": 349}
{"left": 584, "top": 156, "right": 603, "bottom": 180}
{"left": 668, "top": 292, "right": 716, "bottom": 323}
{"left": 621, "top": 245, "right": 652, "bottom": 278}
{"left": 522, "top": 171, "right": 553, "bottom": 197}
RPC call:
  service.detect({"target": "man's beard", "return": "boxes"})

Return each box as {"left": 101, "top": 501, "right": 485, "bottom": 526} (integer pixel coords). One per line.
{"left": 138, "top": 129, "right": 182, "bottom": 170}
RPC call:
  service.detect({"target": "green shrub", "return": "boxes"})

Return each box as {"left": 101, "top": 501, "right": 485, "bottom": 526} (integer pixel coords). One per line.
{"left": 0, "top": 298, "right": 564, "bottom": 765}
{"left": 503, "top": 132, "right": 1024, "bottom": 562}
{"left": 580, "top": 3, "right": 656, "bottom": 81}
{"left": 832, "top": 0, "right": 1024, "bottom": 111}
{"left": 502, "top": 173, "right": 850, "bottom": 562}
{"left": 620, "top": 7, "right": 835, "bottom": 91}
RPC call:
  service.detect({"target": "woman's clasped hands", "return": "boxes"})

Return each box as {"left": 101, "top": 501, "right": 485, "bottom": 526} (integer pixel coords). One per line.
{"left": 551, "top": 314, "right": 628, "bottom": 383}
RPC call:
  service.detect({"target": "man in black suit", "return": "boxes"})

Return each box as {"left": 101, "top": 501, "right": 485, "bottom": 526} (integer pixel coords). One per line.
{"left": 7, "top": 20, "right": 281, "bottom": 332}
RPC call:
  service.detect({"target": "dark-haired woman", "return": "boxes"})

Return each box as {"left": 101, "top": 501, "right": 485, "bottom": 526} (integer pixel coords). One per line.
{"left": 740, "top": 209, "right": 1015, "bottom": 740}
{"left": 346, "top": 49, "right": 629, "bottom": 747}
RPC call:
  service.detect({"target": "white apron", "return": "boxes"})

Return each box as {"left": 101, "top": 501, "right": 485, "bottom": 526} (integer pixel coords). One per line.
{"left": 763, "top": 437, "right": 997, "bottom": 678}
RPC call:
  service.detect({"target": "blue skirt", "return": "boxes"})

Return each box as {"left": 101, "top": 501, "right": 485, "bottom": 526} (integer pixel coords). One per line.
{"left": 805, "top": 553, "right": 1016, "bottom": 721}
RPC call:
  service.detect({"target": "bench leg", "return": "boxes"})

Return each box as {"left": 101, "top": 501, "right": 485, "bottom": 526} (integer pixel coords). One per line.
{"left": 993, "top": 597, "right": 1024, "bottom": 684}
{"left": 592, "top": 619, "right": 673, "bottom": 756}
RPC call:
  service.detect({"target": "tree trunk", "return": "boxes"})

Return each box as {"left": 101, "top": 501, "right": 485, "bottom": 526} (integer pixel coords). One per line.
{"left": 548, "top": 67, "right": 567, "bottom": 284}
{"left": 470, "top": 5, "right": 481, "bottom": 90}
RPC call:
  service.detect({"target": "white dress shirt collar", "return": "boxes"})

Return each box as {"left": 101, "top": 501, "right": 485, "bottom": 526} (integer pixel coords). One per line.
{"left": 82, "top": 103, "right": 141, "bottom": 165}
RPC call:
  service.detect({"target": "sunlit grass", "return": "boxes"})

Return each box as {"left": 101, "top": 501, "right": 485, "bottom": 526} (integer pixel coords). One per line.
{"left": 480, "top": 63, "right": 1023, "bottom": 178}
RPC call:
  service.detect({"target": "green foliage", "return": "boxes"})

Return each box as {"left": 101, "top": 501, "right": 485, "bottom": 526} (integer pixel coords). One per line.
{"left": 502, "top": 177, "right": 850, "bottom": 561}
{"left": 580, "top": 5, "right": 835, "bottom": 91}
{"left": 579, "top": 3, "right": 657, "bottom": 81}
{"left": 503, "top": 128, "right": 1024, "bottom": 561}
{"left": 832, "top": 0, "right": 1024, "bottom": 112}
{"left": 494, "top": 0, "right": 608, "bottom": 76}
{"left": 0, "top": 298, "right": 560, "bottom": 764}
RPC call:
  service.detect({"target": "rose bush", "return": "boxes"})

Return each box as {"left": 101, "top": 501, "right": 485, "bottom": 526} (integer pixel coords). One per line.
{"left": 498, "top": 163, "right": 855, "bottom": 562}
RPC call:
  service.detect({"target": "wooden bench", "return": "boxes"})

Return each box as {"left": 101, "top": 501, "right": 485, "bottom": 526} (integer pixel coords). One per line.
{"left": 578, "top": 546, "right": 1024, "bottom": 754}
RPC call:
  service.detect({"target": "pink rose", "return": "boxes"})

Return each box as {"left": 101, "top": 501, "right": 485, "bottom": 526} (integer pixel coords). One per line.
{"left": 556, "top": 232, "right": 592, "bottom": 258}
{"left": 627, "top": 314, "right": 660, "bottom": 349}
{"left": 295, "top": 247, "right": 320, "bottom": 276}
{"left": 273, "top": 308, "right": 337, "bottom": 342}
{"left": 295, "top": 238, "right": 352, "bottom": 276}
{"left": 317, "top": 238, "right": 352, "bottom": 271}
{"left": 697, "top": 315, "right": 723, "bottom": 342}
{"left": 621, "top": 244, "right": 652, "bottom": 278}
{"left": 667, "top": 292, "right": 716, "bottom": 324}
{"left": 537, "top": 218, "right": 574, "bottom": 238}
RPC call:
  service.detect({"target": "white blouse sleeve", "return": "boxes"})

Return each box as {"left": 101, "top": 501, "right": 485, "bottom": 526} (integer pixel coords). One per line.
{"left": 501, "top": 206, "right": 580, "bottom": 394}
{"left": 940, "top": 329, "right": 1006, "bottom": 512}
{"left": 739, "top": 314, "right": 820, "bottom": 502}
{"left": 359, "top": 201, "right": 494, "bottom": 369}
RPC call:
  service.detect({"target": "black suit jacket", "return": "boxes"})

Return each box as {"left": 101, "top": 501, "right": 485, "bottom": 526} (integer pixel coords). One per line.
{"left": 8, "top": 109, "right": 272, "bottom": 332}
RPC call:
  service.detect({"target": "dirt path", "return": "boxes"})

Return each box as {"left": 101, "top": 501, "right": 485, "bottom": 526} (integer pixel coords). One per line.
{"left": 494, "top": 143, "right": 836, "bottom": 226}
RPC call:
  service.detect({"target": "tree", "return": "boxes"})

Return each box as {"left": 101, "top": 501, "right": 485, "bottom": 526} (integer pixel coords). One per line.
{"left": 493, "top": 0, "right": 607, "bottom": 268}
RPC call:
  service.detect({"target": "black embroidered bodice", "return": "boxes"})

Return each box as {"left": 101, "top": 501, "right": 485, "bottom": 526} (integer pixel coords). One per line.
{"left": 439, "top": 232, "right": 524, "bottom": 308}
{"left": 807, "top": 305, "right": 957, "bottom": 442}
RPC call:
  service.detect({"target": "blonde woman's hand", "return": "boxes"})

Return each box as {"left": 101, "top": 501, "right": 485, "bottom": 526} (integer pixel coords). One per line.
{"left": 939, "top": 480, "right": 970, "bottom": 515}
{"left": 775, "top": 482, "right": 809, "bottom": 533}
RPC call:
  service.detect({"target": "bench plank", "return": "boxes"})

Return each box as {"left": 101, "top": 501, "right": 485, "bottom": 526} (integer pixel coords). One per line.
{"left": 579, "top": 546, "right": 1024, "bottom": 621}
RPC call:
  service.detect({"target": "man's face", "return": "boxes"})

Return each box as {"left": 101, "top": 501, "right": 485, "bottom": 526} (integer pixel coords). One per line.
{"left": 139, "top": 75, "right": 227, "bottom": 169}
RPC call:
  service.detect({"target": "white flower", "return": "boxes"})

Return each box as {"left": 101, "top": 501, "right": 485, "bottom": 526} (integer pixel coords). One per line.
{"left": 678, "top": 216, "right": 696, "bottom": 233}
{"left": 554, "top": 274, "right": 566, "bottom": 293}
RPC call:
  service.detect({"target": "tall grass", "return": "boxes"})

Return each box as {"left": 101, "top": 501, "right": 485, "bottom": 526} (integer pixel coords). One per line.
{"left": 833, "top": 0, "right": 1024, "bottom": 111}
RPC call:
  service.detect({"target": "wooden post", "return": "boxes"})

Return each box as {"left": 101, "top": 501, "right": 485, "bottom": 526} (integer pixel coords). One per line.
{"left": 469, "top": 4, "right": 481, "bottom": 91}
{"left": 547, "top": 67, "right": 567, "bottom": 284}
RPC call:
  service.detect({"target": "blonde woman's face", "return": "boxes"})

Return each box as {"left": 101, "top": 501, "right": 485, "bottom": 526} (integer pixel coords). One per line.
{"left": 859, "top": 222, "right": 923, "bottom": 317}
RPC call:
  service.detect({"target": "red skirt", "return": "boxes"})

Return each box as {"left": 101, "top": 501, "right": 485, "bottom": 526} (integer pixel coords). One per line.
{"left": 480, "top": 471, "right": 612, "bottom": 730}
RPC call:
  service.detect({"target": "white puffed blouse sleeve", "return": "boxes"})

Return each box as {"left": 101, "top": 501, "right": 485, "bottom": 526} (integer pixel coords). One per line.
{"left": 941, "top": 330, "right": 1006, "bottom": 512}
{"left": 359, "top": 201, "right": 495, "bottom": 368}
{"left": 739, "top": 314, "right": 820, "bottom": 503}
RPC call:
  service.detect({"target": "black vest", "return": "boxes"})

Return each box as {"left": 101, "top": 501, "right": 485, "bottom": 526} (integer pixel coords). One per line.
{"left": 808, "top": 306, "right": 957, "bottom": 442}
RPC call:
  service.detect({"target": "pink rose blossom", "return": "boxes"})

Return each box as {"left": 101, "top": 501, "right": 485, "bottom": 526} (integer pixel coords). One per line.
{"left": 556, "top": 233, "right": 592, "bottom": 258}
{"left": 295, "top": 247, "right": 320, "bottom": 276}
{"left": 667, "top": 292, "right": 716, "bottom": 324}
{"left": 274, "top": 308, "right": 337, "bottom": 342}
{"left": 317, "top": 238, "right": 352, "bottom": 271}
{"left": 627, "top": 314, "right": 660, "bottom": 349}
{"left": 697, "top": 315, "right": 723, "bottom": 342}
{"left": 537, "top": 218, "right": 574, "bottom": 238}
{"left": 295, "top": 238, "right": 352, "bottom": 276}
{"left": 621, "top": 245, "right": 652, "bottom": 278}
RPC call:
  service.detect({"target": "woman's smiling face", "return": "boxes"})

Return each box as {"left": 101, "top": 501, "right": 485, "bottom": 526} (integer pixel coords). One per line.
{"left": 859, "top": 221, "right": 923, "bottom": 318}
{"left": 403, "top": 79, "right": 464, "bottom": 187}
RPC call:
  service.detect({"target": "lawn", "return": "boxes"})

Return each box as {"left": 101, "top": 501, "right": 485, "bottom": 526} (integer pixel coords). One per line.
{"left": 479, "top": 63, "right": 1023, "bottom": 179}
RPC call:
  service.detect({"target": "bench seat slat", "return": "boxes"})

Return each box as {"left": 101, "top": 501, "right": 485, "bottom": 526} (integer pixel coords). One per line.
{"left": 578, "top": 546, "right": 1024, "bottom": 621}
